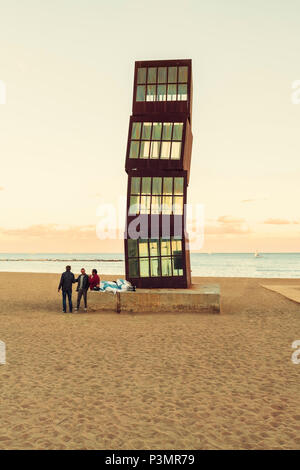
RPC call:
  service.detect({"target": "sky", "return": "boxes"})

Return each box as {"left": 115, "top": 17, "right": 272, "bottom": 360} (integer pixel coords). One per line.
{"left": 0, "top": 0, "right": 300, "bottom": 253}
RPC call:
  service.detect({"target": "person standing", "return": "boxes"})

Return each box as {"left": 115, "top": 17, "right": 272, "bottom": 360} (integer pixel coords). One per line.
{"left": 58, "top": 265, "right": 75, "bottom": 313}
{"left": 89, "top": 268, "right": 100, "bottom": 290}
{"left": 75, "top": 268, "right": 90, "bottom": 312}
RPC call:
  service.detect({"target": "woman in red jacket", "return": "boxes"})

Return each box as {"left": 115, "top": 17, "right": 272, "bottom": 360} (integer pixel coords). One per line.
{"left": 89, "top": 269, "right": 100, "bottom": 290}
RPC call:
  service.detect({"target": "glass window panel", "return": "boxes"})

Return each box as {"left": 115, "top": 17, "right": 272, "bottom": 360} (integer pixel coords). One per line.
{"left": 160, "top": 141, "right": 171, "bottom": 159}
{"left": 141, "top": 177, "right": 151, "bottom": 194}
{"left": 172, "top": 256, "right": 183, "bottom": 276}
{"left": 150, "top": 141, "right": 160, "bottom": 159}
{"left": 178, "top": 66, "right": 188, "bottom": 83}
{"left": 162, "top": 196, "right": 172, "bottom": 214}
{"left": 131, "top": 122, "right": 142, "bottom": 140}
{"left": 163, "top": 177, "right": 173, "bottom": 195}
{"left": 173, "top": 196, "right": 184, "bottom": 215}
{"left": 151, "top": 195, "right": 161, "bottom": 214}
{"left": 172, "top": 239, "right": 182, "bottom": 255}
{"left": 128, "top": 239, "right": 138, "bottom": 258}
{"left": 173, "top": 123, "right": 183, "bottom": 141}
{"left": 170, "top": 141, "right": 181, "bottom": 160}
{"left": 174, "top": 177, "right": 184, "bottom": 195}
{"left": 137, "top": 68, "right": 146, "bottom": 84}
{"left": 129, "top": 258, "right": 139, "bottom": 277}
{"left": 167, "top": 84, "right": 177, "bottom": 101}
{"left": 152, "top": 177, "right": 162, "bottom": 195}
{"left": 136, "top": 85, "right": 146, "bottom": 101}
{"left": 150, "top": 257, "right": 161, "bottom": 277}
{"left": 161, "top": 257, "right": 172, "bottom": 276}
{"left": 131, "top": 176, "right": 141, "bottom": 194}
{"left": 162, "top": 122, "right": 172, "bottom": 140}
{"left": 147, "top": 67, "right": 157, "bottom": 83}
{"left": 168, "top": 66, "right": 177, "bottom": 82}
{"left": 139, "top": 239, "right": 149, "bottom": 257}
{"left": 149, "top": 240, "right": 159, "bottom": 257}
{"left": 152, "top": 122, "right": 162, "bottom": 140}
{"left": 129, "top": 141, "right": 140, "bottom": 159}
{"left": 161, "top": 239, "right": 171, "bottom": 256}
{"left": 139, "top": 258, "right": 150, "bottom": 277}
{"left": 142, "top": 122, "right": 152, "bottom": 139}
{"left": 139, "top": 141, "right": 150, "bottom": 159}
{"left": 129, "top": 196, "right": 139, "bottom": 215}
{"left": 158, "top": 67, "right": 167, "bottom": 83}
{"left": 140, "top": 195, "right": 151, "bottom": 214}
{"left": 157, "top": 84, "right": 167, "bottom": 101}
{"left": 146, "top": 84, "right": 156, "bottom": 102}
{"left": 178, "top": 83, "right": 188, "bottom": 101}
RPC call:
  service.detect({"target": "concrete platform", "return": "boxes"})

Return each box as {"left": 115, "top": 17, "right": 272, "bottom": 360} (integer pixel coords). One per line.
{"left": 261, "top": 284, "right": 300, "bottom": 304}
{"left": 89, "top": 284, "right": 221, "bottom": 314}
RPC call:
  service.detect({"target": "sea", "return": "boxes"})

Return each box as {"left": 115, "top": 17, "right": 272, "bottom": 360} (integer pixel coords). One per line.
{"left": 0, "top": 253, "right": 300, "bottom": 278}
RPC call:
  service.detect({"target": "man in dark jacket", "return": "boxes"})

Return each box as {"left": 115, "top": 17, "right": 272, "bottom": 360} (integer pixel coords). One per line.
{"left": 75, "top": 268, "right": 90, "bottom": 312}
{"left": 58, "top": 265, "right": 75, "bottom": 313}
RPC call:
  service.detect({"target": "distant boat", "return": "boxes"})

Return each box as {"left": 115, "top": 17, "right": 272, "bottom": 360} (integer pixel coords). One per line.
{"left": 254, "top": 251, "right": 260, "bottom": 258}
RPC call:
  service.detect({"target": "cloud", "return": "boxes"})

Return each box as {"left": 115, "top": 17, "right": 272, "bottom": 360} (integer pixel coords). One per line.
{"left": 205, "top": 216, "right": 251, "bottom": 235}
{"left": 0, "top": 186, "right": 4, "bottom": 191}
{"left": 241, "top": 197, "right": 268, "bottom": 203}
{"left": 263, "top": 218, "right": 300, "bottom": 225}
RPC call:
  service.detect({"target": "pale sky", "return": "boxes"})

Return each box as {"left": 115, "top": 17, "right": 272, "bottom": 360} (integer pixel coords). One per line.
{"left": 0, "top": 0, "right": 300, "bottom": 252}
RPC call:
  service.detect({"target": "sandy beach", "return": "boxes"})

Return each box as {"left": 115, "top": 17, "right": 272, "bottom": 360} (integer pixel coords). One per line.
{"left": 0, "top": 273, "right": 299, "bottom": 450}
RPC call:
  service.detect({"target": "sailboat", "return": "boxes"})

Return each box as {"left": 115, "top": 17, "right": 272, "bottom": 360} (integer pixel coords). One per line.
{"left": 254, "top": 250, "right": 260, "bottom": 258}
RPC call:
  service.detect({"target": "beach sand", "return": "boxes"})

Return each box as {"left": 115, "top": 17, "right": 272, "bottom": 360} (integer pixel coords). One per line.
{"left": 0, "top": 273, "right": 299, "bottom": 450}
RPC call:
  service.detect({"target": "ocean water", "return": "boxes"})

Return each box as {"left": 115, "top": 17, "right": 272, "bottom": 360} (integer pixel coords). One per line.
{"left": 0, "top": 253, "right": 300, "bottom": 278}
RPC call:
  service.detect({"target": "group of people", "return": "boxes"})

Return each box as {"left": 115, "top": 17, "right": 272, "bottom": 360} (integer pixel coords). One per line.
{"left": 58, "top": 266, "right": 100, "bottom": 313}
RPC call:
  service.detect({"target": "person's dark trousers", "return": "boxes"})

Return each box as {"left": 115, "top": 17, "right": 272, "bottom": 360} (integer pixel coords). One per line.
{"left": 77, "top": 288, "right": 88, "bottom": 309}
{"left": 62, "top": 290, "right": 73, "bottom": 313}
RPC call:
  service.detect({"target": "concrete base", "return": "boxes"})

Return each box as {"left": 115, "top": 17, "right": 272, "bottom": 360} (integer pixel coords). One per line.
{"left": 89, "top": 284, "right": 221, "bottom": 314}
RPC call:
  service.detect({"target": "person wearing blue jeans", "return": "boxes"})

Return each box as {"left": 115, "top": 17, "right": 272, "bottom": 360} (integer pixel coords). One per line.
{"left": 58, "top": 265, "right": 75, "bottom": 313}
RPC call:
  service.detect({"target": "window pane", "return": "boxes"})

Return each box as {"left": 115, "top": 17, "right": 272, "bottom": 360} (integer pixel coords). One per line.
{"left": 141, "top": 177, "right": 151, "bottom": 194}
{"left": 173, "top": 123, "right": 183, "bottom": 141}
{"left": 131, "top": 122, "right": 141, "bottom": 140}
{"left": 158, "top": 67, "right": 167, "bottom": 83}
{"left": 152, "top": 122, "right": 162, "bottom": 140}
{"left": 178, "top": 66, "right": 188, "bottom": 83}
{"left": 139, "top": 141, "right": 150, "bottom": 159}
{"left": 174, "top": 177, "right": 184, "bottom": 195}
{"left": 170, "top": 141, "right": 181, "bottom": 160}
{"left": 167, "top": 84, "right": 177, "bottom": 101}
{"left": 129, "top": 258, "right": 139, "bottom": 277}
{"left": 139, "top": 258, "right": 150, "bottom": 277}
{"left": 129, "top": 196, "right": 139, "bottom": 215}
{"left": 128, "top": 239, "right": 138, "bottom": 258}
{"left": 147, "top": 67, "right": 157, "bottom": 84}
{"left": 140, "top": 195, "right": 151, "bottom": 214}
{"left": 131, "top": 176, "right": 141, "bottom": 194}
{"left": 139, "top": 239, "right": 149, "bottom": 257}
{"left": 178, "top": 84, "right": 188, "bottom": 101}
{"left": 162, "top": 196, "right": 172, "bottom": 214}
{"left": 160, "top": 141, "right": 171, "bottom": 159}
{"left": 161, "top": 257, "right": 172, "bottom": 276}
{"left": 136, "top": 85, "right": 145, "bottom": 101}
{"left": 150, "top": 257, "right": 160, "bottom": 277}
{"left": 157, "top": 84, "right": 167, "bottom": 101}
{"left": 150, "top": 141, "right": 160, "bottom": 159}
{"left": 173, "top": 196, "right": 183, "bottom": 215}
{"left": 137, "top": 68, "right": 146, "bottom": 84}
{"left": 172, "top": 256, "right": 183, "bottom": 276}
{"left": 142, "top": 122, "right": 152, "bottom": 139}
{"left": 149, "top": 240, "right": 159, "bottom": 257}
{"left": 163, "top": 177, "right": 173, "bottom": 195}
{"left": 161, "top": 239, "right": 171, "bottom": 256}
{"left": 151, "top": 195, "right": 161, "bottom": 214}
{"left": 168, "top": 66, "right": 177, "bottom": 82}
{"left": 146, "top": 84, "right": 156, "bottom": 102}
{"left": 162, "top": 122, "right": 172, "bottom": 140}
{"left": 172, "top": 239, "right": 182, "bottom": 255}
{"left": 129, "top": 141, "right": 140, "bottom": 159}
{"left": 152, "top": 177, "right": 162, "bottom": 195}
